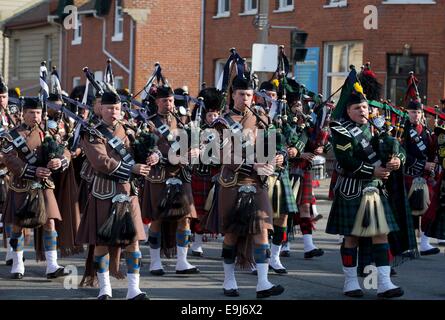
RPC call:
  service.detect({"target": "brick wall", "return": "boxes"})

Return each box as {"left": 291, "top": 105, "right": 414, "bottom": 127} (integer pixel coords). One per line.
{"left": 63, "top": 0, "right": 132, "bottom": 93}
{"left": 129, "top": 0, "right": 202, "bottom": 96}
{"left": 204, "top": 0, "right": 445, "bottom": 105}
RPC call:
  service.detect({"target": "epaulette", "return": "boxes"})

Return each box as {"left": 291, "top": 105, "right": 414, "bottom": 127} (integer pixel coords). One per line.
{"left": 329, "top": 121, "right": 352, "bottom": 138}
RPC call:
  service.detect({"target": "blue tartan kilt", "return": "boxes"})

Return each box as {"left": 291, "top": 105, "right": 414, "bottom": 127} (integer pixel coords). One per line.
{"left": 326, "top": 189, "right": 400, "bottom": 236}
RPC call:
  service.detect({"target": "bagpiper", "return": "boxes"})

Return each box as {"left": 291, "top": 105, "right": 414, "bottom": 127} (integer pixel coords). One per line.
{"left": 189, "top": 86, "right": 223, "bottom": 257}
{"left": 141, "top": 83, "right": 200, "bottom": 275}
{"left": 217, "top": 73, "right": 284, "bottom": 298}
{"left": 326, "top": 69, "right": 405, "bottom": 298}
{"left": 1, "top": 96, "right": 70, "bottom": 280}
{"left": 76, "top": 86, "right": 149, "bottom": 300}
{"left": 402, "top": 98, "right": 441, "bottom": 256}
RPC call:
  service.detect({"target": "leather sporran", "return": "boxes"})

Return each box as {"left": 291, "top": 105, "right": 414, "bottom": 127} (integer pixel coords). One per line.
{"left": 158, "top": 178, "right": 189, "bottom": 220}
{"left": 97, "top": 194, "right": 136, "bottom": 246}
{"left": 15, "top": 186, "right": 47, "bottom": 228}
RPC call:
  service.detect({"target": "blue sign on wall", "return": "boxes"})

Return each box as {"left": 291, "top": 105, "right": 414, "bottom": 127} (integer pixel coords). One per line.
{"left": 294, "top": 47, "right": 320, "bottom": 93}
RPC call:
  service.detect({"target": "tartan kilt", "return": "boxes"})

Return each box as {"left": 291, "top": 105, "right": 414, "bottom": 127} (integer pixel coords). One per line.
{"left": 424, "top": 209, "right": 445, "bottom": 239}
{"left": 326, "top": 188, "right": 399, "bottom": 236}
{"left": 278, "top": 170, "right": 298, "bottom": 214}
{"left": 297, "top": 170, "right": 314, "bottom": 205}
{"left": 424, "top": 178, "right": 445, "bottom": 239}
{"left": 191, "top": 173, "right": 213, "bottom": 218}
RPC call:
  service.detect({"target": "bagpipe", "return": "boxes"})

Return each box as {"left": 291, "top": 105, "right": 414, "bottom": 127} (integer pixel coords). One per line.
{"left": 39, "top": 61, "right": 66, "bottom": 166}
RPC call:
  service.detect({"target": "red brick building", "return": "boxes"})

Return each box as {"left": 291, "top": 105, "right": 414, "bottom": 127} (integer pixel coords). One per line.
{"left": 58, "top": 0, "right": 202, "bottom": 96}
{"left": 203, "top": 0, "right": 445, "bottom": 107}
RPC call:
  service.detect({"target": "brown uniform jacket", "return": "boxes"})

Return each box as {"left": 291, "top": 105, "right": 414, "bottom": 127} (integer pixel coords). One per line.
{"left": 76, "top": 121, "right": 145, "bottom": 245}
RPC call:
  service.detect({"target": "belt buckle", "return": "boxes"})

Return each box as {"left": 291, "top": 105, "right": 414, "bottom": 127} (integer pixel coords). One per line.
{"left": 238, "top": 185, "right": 256, "bottom": 194}
{"left": 166, "top": 177, "right": 182, "bottom": 186}
{"left": 13, "top": 135, "right": 26, "bottom": 148}
{"left": 108, "top": 137, "right": 121, "bottom": 149}
{"left": 112, "top": 193, "right": 130, "bottom": 203}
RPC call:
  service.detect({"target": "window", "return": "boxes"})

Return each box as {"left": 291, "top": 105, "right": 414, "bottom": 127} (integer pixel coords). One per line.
{"left": 214, "top": 0, "right": 230, "bottom": 18}
{"left": 387, "top": 54, "right": 428, "bottom": 106}
{"left": 324, "top": 0, "right": 347, "bottom": 8}
{"left": 241, "top": 0, "right": 258, "bottom": 15}
{"left": 72, "top": 77, "right": 81, "bottom": 89}
{"left": 72, "top": 14, "right": 82, "bottom": 45}
{"left": 323, "top": 41, "right": 363, "bottom": 101}
{"left": 274, "top": 0, "right": 294, "bottom": 12}
{"left": 112, "top": 0, "right": 124, "bottom": 42}
{"left": 214, "top": 58, "right": 252, "bottom": 88}
{"left": 12, "top": 39, "right": 20, "bottom": 80}
{"left": 382, "top": 0, "right": 435, "bottom": 4}
{"left": 114, "top": 76, "right": 124, "bottom": 89}
{"left": 44, "top": 35, "right": 53, "bottom": 71}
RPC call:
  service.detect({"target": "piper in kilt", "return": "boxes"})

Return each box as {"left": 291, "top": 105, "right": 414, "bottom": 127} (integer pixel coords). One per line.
{"left": 257, "top": 80, "right": 297, "bottom": 274}
{"left": 141, "top": 84, "right": 199, "bottom": 276}
{"left": 401, "top": 100, "right": 440, "bottom": 256}
{"left": 326, "top": 79, "right": 404, "bottom": 299}
{"left": 423, "top": 125, "right": 445, "bottom": 242}
{"left": 217, "top": 74, "right": 284, "bottom": 298}
{"left": 0, "top": 76, "right": 15, "bottom": 266}
{"left": 1, "top": 97, "right": 70, "bottom": 280}
{"left": 285, "top": 92, "right": 325, "bottom": 259}
{"left": 190, "top": 87, "right": 223, "bottom": 257}
{"left": 76, "top": 88, "right": 149, "bottom": 300}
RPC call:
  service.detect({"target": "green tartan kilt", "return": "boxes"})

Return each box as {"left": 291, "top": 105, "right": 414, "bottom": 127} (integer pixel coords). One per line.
{"left": 326, "top": 190, "right": 400, "bottom": 236}
{"left": 269, "top": 170, "right": 298, "bottom": 217}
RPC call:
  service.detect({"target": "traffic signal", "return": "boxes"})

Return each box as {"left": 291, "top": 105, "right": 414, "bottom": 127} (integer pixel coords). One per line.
{"left": 291, "top": 30, "right": 308, "bottom": 62}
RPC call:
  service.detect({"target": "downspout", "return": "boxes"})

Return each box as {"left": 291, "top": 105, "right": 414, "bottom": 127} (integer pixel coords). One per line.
{"left": 47, "top": 16, "right": 63, "bottom": 88}
{"left": 129, "top": 17, "right": 135, "bottom": 92}
{"left": 199, "top": 0, "right": 205, "bottom": 88}
{"left": 93, "top": 12, "right": 130, "bottom": 75}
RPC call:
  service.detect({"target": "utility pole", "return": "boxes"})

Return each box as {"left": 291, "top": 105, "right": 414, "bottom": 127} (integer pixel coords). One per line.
{"left": 256, "top": 0, "right": 270, "bottom": 83}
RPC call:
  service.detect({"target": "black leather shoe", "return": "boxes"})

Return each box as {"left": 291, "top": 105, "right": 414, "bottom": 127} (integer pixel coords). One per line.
{"left": 304, "top": 248, "right": 324, "bottom": 259}
{"left": 191, "top": 251, "right": 204, "bottom": 257}
{"left": 11, "top": 272, "right": 23, "bottom": 280}
{"left": 129, "top": 293, "right": 149, "bottom": 300}
{"left": 251, "top": 270, "right": 257, "bottom": 275}
{"left": 98, "top": 294, "right": 111, "bottom": 300}
{"left": 150, "top": 269, "right": 165, "bottom": 276}
{"left": 269, "top": 266, "right": 287, "bottom": 274}
{"left": 223, "top": 289, "right": 240, "bottom": 297}
{"left": 420, "top": 248, "right": 440, "bottom": 256}
{"left": 256, "top": 285, "right": 285, "bottom": 298}
{"left": 377, "top": 287, "right": 404, "bottom": 299}
{"left": 280, "top": 251, "right": 290, "bottom": 258}
{"left": 344, "top": 289, "right": 364, "bottom": 298}
{"left": 46, "top": 267, "right": 69, "bottom": 279}
{"left": 176, "top": 267, "right": 200, "bottom": 274}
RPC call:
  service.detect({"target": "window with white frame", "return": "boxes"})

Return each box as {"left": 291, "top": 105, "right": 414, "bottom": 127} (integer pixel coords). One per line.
{"left": 382, "top": 0, "right": 435, "bottom": 4}
{"left": 215, "top": 0, "right": 230, "bottom": 18}
{"left": 112, "top": 0, "right": 124, "bottom": 41}
{"left": 324, "top": 0, "right": 347, "bottom": 8}
{"left": 114, "top": 76, "right": 124, "bottom": 89}
{"left": 214, "top": 58, "right": 252, "bottom": 88}
{"left": 72, "top": 14, "right": 82, "bottom": 45}
{"left": 72, "top": 77, "right": 81, "bottom": 89}
{"left": 275, "top": 0, "right": 294, "bottom": 12}
{"left": 323, "top": 42, "right": 363, "bottom": 101}
{"left": 243, "top": 0, "right": 258, "bottom": 14}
